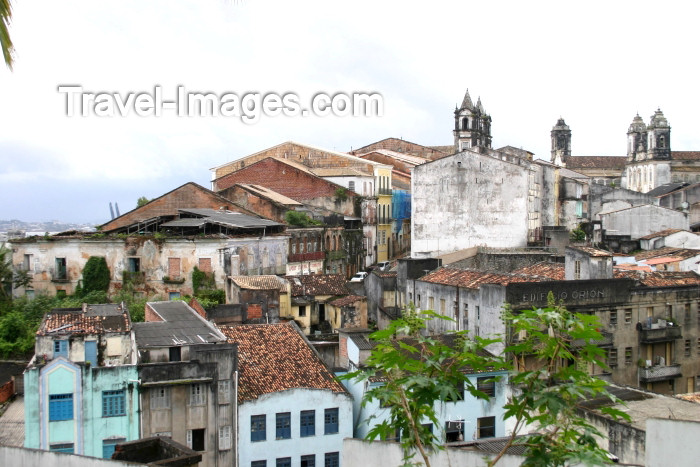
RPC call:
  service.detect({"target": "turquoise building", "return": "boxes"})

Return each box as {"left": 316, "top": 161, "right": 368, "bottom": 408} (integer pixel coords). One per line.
{"left": 24, "top": 303, "right": 140, "bottom": 458}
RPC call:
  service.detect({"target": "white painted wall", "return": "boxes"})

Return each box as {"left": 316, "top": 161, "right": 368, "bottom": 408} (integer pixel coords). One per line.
{"left": 600, "top": 205, "right": 689, "bottom": 239}
{"left": 237, "top": 388, "right": 353, "bottom": 467}
{"left": 646, "top": 418, "right": 700, "bottom": 467}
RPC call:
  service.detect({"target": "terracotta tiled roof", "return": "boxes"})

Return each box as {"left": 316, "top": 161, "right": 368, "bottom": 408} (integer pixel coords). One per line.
{"left": 286, "top": 274, "right": 349, "bottom": 296}
{"left": 220, "top": 323, "right": 348, "bottom": 403}
{"left": 672, "top": 151, "right": 700, "bottom": 161}
{"left": 568, "top": 246, "right": 613, "bottom": 257}
{"left": 638, "top": 229, "right": 684, "bottom": 240}
{"left": 230, "top": 275, "right": 287, "bottom": 291}
{"left": 38, "top": 306, "right": 131, "bottom": 336}
{"left": 634, "top": 247, "right": 700, "bottom": 261}
{"left": 565, "top": 156, "right": 627, "bottom": 170}
{"left": 513, "top": 262, "right": 565, "bottom": 281}
{"left": 643, "top": 256, "right": 684, "bottom": 266}
{"left": 638, "top": 271, "right": 700, "bottom": 287}
{"left": 373, "top": 270, "right": 397, "bottom": 278}
{"left": 328, "top": 295, "right": 365, "bottom": 307}
{"left": 419, "top": 267, "right": 545, "bottom": 289}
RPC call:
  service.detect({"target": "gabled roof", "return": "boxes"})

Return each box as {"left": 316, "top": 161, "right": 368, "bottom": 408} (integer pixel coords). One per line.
{"left": 418, "top": 267, "right": 545, "bottom": 289}
{"left": 350, "top": 137, "right": 451, "bottom": 159}
{"left": 220, "top": 322, "right": 349, "bottom": 403}
{"left": 565, "top": 156, "right": 626, "bottom": 170}
{"left": 567, "top": 245, "right": 613, "bottom": 257}
{"left": 286, "top": 274, "right": 349, "bottom": 296}
{"left": 230, "top": 275, "right": 287, "bottom": 291}
{"left": 328, "top": 295, "right": 365, "bottom": 307}
{"left": 359, "top": 149, "right": 430, "bottom": 166}
{"left": 37, "top": 303, "right": 131, "bottom": 336}
{"left": 133, "top": 301, "right": 226, "bottom": 348}
{"left": 168, "top": 208, "right": 282, "bottom": 229}
{"left": 638, "top": 229, "right": 685, "bottom": 240}
{"left": 646, "top": 183, "right": 688, "bottom": 197}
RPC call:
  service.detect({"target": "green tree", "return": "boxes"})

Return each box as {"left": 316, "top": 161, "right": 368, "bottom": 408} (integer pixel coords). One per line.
{"left": 136, "top": 196, "right": 150, "bottom": 208}
{"left": 1, "top": 0, "right": 13, "bottom": 70}
{"left": 343, "top": 298, "right": 629, "bottom": 467}
{"left": 81, "top": 256, "right": 111, "bottom": 296}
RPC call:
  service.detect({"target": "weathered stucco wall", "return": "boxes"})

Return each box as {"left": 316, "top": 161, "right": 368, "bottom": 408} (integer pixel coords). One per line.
{"left": 601, "top": 205, "right": 688, "bottom": 239}
{"left": 411, "top": 150, "right": 530, "bottom": 258}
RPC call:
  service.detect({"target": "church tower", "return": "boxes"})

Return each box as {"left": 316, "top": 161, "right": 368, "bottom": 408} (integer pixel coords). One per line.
{"left": 647, "top": 108, "right": 671, "bottom": 160}
{"left": 626, "top": 113, "right": 647, "bottom": 162}
{"left": 453, "top": 89, "right": 492, "bottom": 152}
{"left": 550, "top": 118, "right": 571, "bottom": 166}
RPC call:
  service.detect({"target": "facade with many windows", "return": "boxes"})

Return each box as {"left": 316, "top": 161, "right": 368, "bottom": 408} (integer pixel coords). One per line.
{"left": 220, "top": 323, "right": 352, "bottom": 467}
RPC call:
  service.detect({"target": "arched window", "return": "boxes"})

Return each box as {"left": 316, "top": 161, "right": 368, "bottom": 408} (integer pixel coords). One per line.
{"left": 332, "top": 236, "right": 336, "bottom": 251}
{"left": 300, "top": 237, "right": 305, "bottom": 254}
{"left": 326, "top": 235, "right": 330, "bottom": 251}
{"left": 659, "top": 136, "right": 666, "bottom": 148}
{"left": 462, "top": 118, "right": 469, "bottom": 130}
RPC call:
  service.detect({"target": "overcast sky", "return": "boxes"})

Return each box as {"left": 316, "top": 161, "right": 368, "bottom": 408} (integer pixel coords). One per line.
{"left": 1, "top": 0, "right": 699, "bottom": 224}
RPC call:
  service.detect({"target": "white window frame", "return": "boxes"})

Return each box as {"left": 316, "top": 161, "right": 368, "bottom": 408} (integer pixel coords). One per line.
{"left": 218, "top": 380, "right": 231, "bottom": 404}
{"left": 219, "top": 425, "right": 232, "bottom": 450}
{"left": 150, "top": 387, "right": 170, "bottom": 409}
{"left": 189, "top": 383, "right": 206, "bottom": 406}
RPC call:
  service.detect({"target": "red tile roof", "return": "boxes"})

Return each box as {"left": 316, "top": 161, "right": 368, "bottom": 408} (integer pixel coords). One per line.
{"left": 568, "top": 245, "right": 613, "bottom": 257}
{"left": 220, "top": 323, "right": 348, "bottom": 403}
{"left": 638, "top": 229, "right": 684, "bottom": 240}
{"left": 328, "top": 295, "right": 365, "bottom": 307}
{"left": 419, "top": 267, "right": 545, "bottom": 288}
{"left": 565, "top": 156, "right": 627, "bottom": 170}
{"left": 638, "top": 271, "right": 700, "bottom": 287}
{"left": 38, "top": 308, "right": 131, "bottom": 336}
{"left": 634, "top": 247, "right": 700, "bottom": 261}
{"left": 286, "top": 274, "right": 350, "bottom": 296}
{"left": 672, "top": 151, "right": 700, "bottom": 161}
{"left": 230, "top": 275, "right": 287, "bottom": 291}
{"left": 513, "top": 262, "right": 565, "bottom": 281}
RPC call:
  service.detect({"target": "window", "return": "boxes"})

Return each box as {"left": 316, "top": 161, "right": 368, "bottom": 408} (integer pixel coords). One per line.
{"left": 169, "top": 346, "right": 181, "bottom": 362}
{"left": 417, "top": 294, "right": 421, "bottom": 307}
{"left": 252, "top": 462, "right": 267, "bottom": 467}
{"left": 625, "top": 347, "right": 633, "bottom": 365}
{"left": 127, "top": 257, "right": 140, "bottom": 272}
{"left": 476, "top": 305, "right": 480, "bottom": 320}
{"left": 50, "top": 443, "right": 74, "bottom": 453}
{"left": 219, "top": 425, "right": 232, "bottom": 450}
{"left": 150, "top": 387, "right": 170, "bottom": 409}
{"left": 187, "top": 428, "right": 205, "bottom": 451}
{"left": 477, "top": 376, "right": 496, "bottom": 397}
{"left": 276, "top": 412, "right": 291, "bottom": 439}
{"left": 348, "top": 181, "right": 355, "bottom": 192}
{"left": 49, "top": 393, "right": 73, "bottom": 421}
{"left": 54, "top": 339, "right": 68, "bottom": 358}
{"left": 685, "top": 303, "right": 691, "bottom": 325}
{"left": 102, "top": 390, "right": 126, "bottom": 417}
{"left": 445, "top": 420, "right": 464, "bottom": 442}
{"left": 610, "top": 310, "right": 617, "bottom": 327}
{"left": 299, "top": 305, "right": 307, "bottom": 317}
{"left": 218, "top": 380, "right": 231, "bottom": 404}
{"left": 276, "top": 458, "right": 291, "bottom": 467}
{"left": 22, "top": 254, "right": 32, "bottom": 271}
{"left": 440, "top": 299, "right": 445, "bottom": 314}
{"left": 153, "top": 431, "right": 172, "bottom": 437}
{"left": 574, "top": 260, "right": 581, "bottom": 280}
{"left": 300, "top": 410, "right": 315, "bottom": 437}
{"left": 102, "top": 438, "right": 126, "bottom": 459}
{"left": 301, "top": 454, "right": 316, "bottom": 467}
{"left": 428, "top": 297, "right": 434, "bottom": 310}
{"left": 446, "top": 380, "right": 464, "bottom": 402}
{"left": 169, "top": 292, "right": 181, "bottom": 300}
{"left": 624, "top": 308, "right": 632, "bottom": 324}
{"left": 55, "top": 257, "right": 67, "bottom": 280}
{"left": 189, "top": 383, "right": 206, "bottom": 406}
{"left": 324, "top": 452, "right": 339, "bottom": 467}
{"left": 608, "top": 348, "right": 618, "bottom": 368}
{"left": 168, "top": 257, "right": 181, "bottom": 279}
{"left": 324, "top": 408, "right": 338, "bottom": 434}
{"left": 251, "top": 415, "right": 266, "bottom": 442}
{"left": 477, "top": 416, "right": 495, "bottom": 438}
{"left": 198, "top": 257, "right": 212, "bottom": 273}
{"left": 685, "top": 340, "right": 691, "bottom": 357}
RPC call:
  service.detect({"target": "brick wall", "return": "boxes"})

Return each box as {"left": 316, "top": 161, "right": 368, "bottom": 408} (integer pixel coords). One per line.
{"left": 189, "top": 298, "right": 208, "bottom": 319}
{"left": 144, "top": 303, "right": 164, "bottom": 322}
{"left": 0, "top": 380, "right": 14, "bottom": 403}
{"left": 218, "top": 185, "right": 288, "bottom": 223}
{"left": 247, "top": 304, "right": 263, "bottom": 320}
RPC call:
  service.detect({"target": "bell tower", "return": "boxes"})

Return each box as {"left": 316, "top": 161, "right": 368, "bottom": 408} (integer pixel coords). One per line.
{"left": 647, "top": 108, "right": 671, "bottom": 160}
{"left": 550, "top": 118, "right": 571, "bottom": 166}
{"left": 453, "top": 89, "right": 492, "bottom": 152}
{"left": 627, "top": 113, "right": 647, "bottom": 162}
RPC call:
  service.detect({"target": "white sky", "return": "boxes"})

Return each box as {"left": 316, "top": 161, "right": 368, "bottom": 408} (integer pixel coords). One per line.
{"left": 1, "top": 0, "right": 699, "bottom": 223}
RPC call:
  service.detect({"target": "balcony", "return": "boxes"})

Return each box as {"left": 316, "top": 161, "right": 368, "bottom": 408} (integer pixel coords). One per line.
{"left": 638, "top": 363, "right": 682, "bottom": 383}
{"left": 571, "top": 330, "right": 614, "bottom": 348}
{"left": 638, "top": 320, "right": 682, "bottom": 344}
{"left": 289, "top": 251, "right": 325, "bottom": 263}
{"left": 377, "top": 188, "right": 392, "bottom": 196}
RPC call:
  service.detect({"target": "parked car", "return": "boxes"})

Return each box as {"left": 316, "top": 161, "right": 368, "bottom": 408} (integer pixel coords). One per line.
{"left": 377, "top": 261, "right": 391, "bottom": 271}
{"left": 350, "top": 272, "right": 368, "bottom": 282}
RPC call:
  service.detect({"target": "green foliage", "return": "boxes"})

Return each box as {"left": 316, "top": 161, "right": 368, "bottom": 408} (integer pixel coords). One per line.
{"left": 343, "top": 298, "right": 629, "bottom": 467}
{"left": 1, "top": 0, "right": 14, "bottom": 70}
{"left": 285, "top": 210, "right": 321, "bottom": 227}
{"left": 195, "top": 288, "right": 225, "bottom": 305}
{"left": 334, "top": 187, "right": 348, "bottom": 202}
{"left": 192, "top": 266, "right": 215, "bottom": 294}
{"left": 136, "top": 196, "right": 150, "bottom": 208}
{"left": 570, "top": 227, "right": 586, "bottom": 242}
{"left": 81, "top": 256, "right": 111, "bottom": 296}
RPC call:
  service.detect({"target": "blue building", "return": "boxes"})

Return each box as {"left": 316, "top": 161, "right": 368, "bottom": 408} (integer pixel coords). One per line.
{"left": 24, "top": 303, "right": 139, "bottom": 458}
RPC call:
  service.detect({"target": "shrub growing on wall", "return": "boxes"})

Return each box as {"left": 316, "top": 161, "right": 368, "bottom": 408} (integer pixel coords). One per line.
{"left": 82, "top": 256, "right": 111, "bottom": 295}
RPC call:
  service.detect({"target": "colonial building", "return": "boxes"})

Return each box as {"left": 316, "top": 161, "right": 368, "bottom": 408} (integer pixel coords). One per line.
{"left": 453, "top": 89, "right": 492, "bottom": 152}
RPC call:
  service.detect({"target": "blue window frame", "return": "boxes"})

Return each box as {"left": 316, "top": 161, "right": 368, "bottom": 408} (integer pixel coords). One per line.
{"left": 324, "top": 452, "right": 339, "bottom": 467}
{"left": 301, "top": 454, "right": 316, "bottom": 467}
{"left": 102, "top": 438, "right": 126, "bottom": 459}
{"left": 251, "top": 462, "right": 267, "bottom": 467}
{"left": 251, "top": 414, "right": 266, "bottom": 442}
{"left": 276, "top": 458, "right": 291, "bottom": 467}
{"left": 276, "top": 412, "right": 291, "bottom": 439}
{"left": 49, "top": 393, "right": 73, "bottom": 421}
{"left": 50, "top": 443, "right": 74, "bottom": 453}
{"left": 300, "top": 410, "right": 315, "bottom": 437}
{"left": 54, "top": 340, "right": 68, "bottom": 358}
{"left": 324, "top": 408, "right": 338, "bottom": 434}
{"left": 102, "top": 390, "right": 126, "bottom": 417}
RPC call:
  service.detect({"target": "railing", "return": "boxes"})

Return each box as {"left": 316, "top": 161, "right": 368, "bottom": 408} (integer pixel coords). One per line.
{"left": 571, "top": 330, "right": 614, "bottom": 348}
{"left": 638, "top": 323, "right": 682, "bottom": 343}
{"left": 326, "top": 250, "right": 347, "bottom": 261}
{"left": 377, "top": 188, "right": 392, "bottom": 195}
{"left": 289, "top": 251, "right": 325, "bottom": 263}
{"left": 638, "top": 363, "right": 682, "bottom": 383}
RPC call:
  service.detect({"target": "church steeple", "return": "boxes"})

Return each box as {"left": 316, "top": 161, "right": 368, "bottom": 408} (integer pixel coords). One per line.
{"left": 454, "top": 89, "right": 492, "bottom": 152}
{"left": 550, "top": 118, "right": 571, "bottom": 166}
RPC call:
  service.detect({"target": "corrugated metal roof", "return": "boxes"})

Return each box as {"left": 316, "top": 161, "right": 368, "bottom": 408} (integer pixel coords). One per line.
{"left": 161, "top": 218, "right": 208, "bottom": 227}
{"left": 178, "top": 208, "right": 282, "bottom": 228}
{"left": 133, "top": 301, "right": 226, "bottom": 348}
